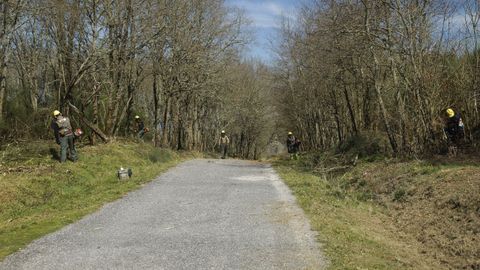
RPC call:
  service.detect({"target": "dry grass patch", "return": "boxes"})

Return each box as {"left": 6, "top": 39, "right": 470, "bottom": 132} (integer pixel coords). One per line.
{"left": 273, "top": 155, "right": 478, "bottom": 269}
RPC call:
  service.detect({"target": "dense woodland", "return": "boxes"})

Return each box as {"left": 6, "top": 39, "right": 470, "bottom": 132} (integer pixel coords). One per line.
{"left": 275, "top": 0, "right": 480, "bottom": 155}
{"left": 1, "top": 0, "right": 480, "bottom": 157}
{"left": 0, "top": 0, "right": 275, "bottom": 159}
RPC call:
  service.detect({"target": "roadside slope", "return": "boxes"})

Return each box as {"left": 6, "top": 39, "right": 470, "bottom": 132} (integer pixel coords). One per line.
{"left": 273, "top": 155, "right": 479, "bottom": 269}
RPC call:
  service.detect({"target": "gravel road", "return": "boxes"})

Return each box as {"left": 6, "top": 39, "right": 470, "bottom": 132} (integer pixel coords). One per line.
{"left": 0, "top": 159, "right": 326, "bottom": 270}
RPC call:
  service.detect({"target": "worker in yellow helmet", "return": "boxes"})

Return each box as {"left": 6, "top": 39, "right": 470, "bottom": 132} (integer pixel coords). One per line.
{"left": 443, "top": 108, "right": 464, "bottom": 153}
{"left": 286, "top": 132, "right": 301, "bottom": 160}
{"left": 134, "top": 115, "right": 146, "bottom": 141}
{"left": 51, "top": 110, "right": 78, "bottom": 163}
{"left": 219, "top": 130, "right": 230, "bottom": 159}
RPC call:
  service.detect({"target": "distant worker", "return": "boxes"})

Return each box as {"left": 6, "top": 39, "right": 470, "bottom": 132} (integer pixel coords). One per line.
{"left": 443, "top": 108, "right": 465, "bottom": 155}
{"left": 286, "top": 132, "right": 301, "bottom": 160}
{"left": 134, "top": 115, "right": 145, "bottom": 141}
{"left": 51, "top": 110, "right": 78, "bottom": 163}
{"left": 219, "top": 130, "right": 230, "bottom": 159}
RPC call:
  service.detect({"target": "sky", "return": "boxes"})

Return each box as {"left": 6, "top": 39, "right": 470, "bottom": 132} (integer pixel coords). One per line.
{"left": 225, "top": 1, "right": 476, "bottom": 63}
{"left": 225, "top": 0, "right": 298, "bottom": 63}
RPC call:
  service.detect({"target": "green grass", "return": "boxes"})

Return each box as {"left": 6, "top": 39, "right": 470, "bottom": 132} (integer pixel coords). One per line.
{"left": 0, "top": 141, "right": 198, "bottom": 260}
{"left": 273, "top": 158, "right": 443, "bottom": 270}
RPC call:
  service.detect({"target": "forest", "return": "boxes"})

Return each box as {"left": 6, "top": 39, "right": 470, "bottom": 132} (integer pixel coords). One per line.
{"left": 1, "top": 0, "right": 480, "bottom": 157}
{"left": 275, "top": 0, "right": 480, "bottom": 155}
{"left": 0, "top": 0, "right": 274, "bottom": 159}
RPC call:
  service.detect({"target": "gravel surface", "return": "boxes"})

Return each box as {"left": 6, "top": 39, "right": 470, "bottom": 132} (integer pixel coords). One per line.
{"left": 0, "top": 159, "right": 326, "bottom": 270}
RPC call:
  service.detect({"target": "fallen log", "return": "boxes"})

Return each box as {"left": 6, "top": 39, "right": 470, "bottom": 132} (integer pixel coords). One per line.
{"left": 67, "top": 102, "right": 109, "bottom": 143}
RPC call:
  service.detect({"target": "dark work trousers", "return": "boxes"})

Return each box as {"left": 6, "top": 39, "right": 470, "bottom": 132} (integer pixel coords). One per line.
{"left": 137, "top": 129, "right": 145, "bottom": 142}
{"left": 221, "top": 144, "right": 228, "bottom": 159}
{"left": 60, "top": 135, "right": 77, "bottom": 162}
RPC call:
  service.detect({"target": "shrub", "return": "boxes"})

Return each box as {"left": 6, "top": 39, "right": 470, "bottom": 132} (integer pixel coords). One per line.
{"left": 393, "top": 189, "right": 407, "bottom": 202}
{"left": 148, "top": 148, "right": 173, "bottom": 163}
{"left": 337, "top": 133, "right": 385, "bottom": 157}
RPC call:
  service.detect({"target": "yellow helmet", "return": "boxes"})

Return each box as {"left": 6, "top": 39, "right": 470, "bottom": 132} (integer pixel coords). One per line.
{"left": 446, "top": 108, "right": 455, "bottom": 118}
{"left": 221, "top": 130, "right": 226, "bottom": 134}
{"left": 135, "top": 115, "right": 140, "bottom": 119}
{"left": 53, "top": 110, "right": 61, "bottom": 116}
{"left": 288, "top": 131, "right": 293, "bottom": 135}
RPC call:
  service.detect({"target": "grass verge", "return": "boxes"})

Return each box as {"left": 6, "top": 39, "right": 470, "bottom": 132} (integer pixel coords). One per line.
{"left": 0, "top": 141, "right": 198, "bottom": 260}
{"left": 273, "top": 157, "right": 450, "bottom": 270}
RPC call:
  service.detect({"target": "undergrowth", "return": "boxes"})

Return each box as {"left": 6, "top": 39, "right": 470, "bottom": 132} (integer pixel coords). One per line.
{"left": 273, "top": 150, "right": 480, "bottom": 269}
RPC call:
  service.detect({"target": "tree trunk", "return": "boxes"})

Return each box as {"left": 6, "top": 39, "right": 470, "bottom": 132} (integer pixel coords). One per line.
{"left": 161, "top": 96, "right": 170, "bottom": 147}
{"left": 374, "top": 81, "right": 398, "bottom": 154}
{"left": 153, "top": 73, "right": 160, "bottom": 146}
{"left": 68, "top": 102, "right": 109, "bottom": 142}
{"left": 343, "top": 84, "right": 358, "bottom": 135}
{"left": 0, "top": 58, "right": 7, "bottom": 121}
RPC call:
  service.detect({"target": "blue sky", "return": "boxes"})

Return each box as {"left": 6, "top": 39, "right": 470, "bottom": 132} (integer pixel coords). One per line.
{"left": 225, "top": 0, "right": 298, "bottom": 63}
{"left": 225, "top": 1, "right": 477, "bottom": 62}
